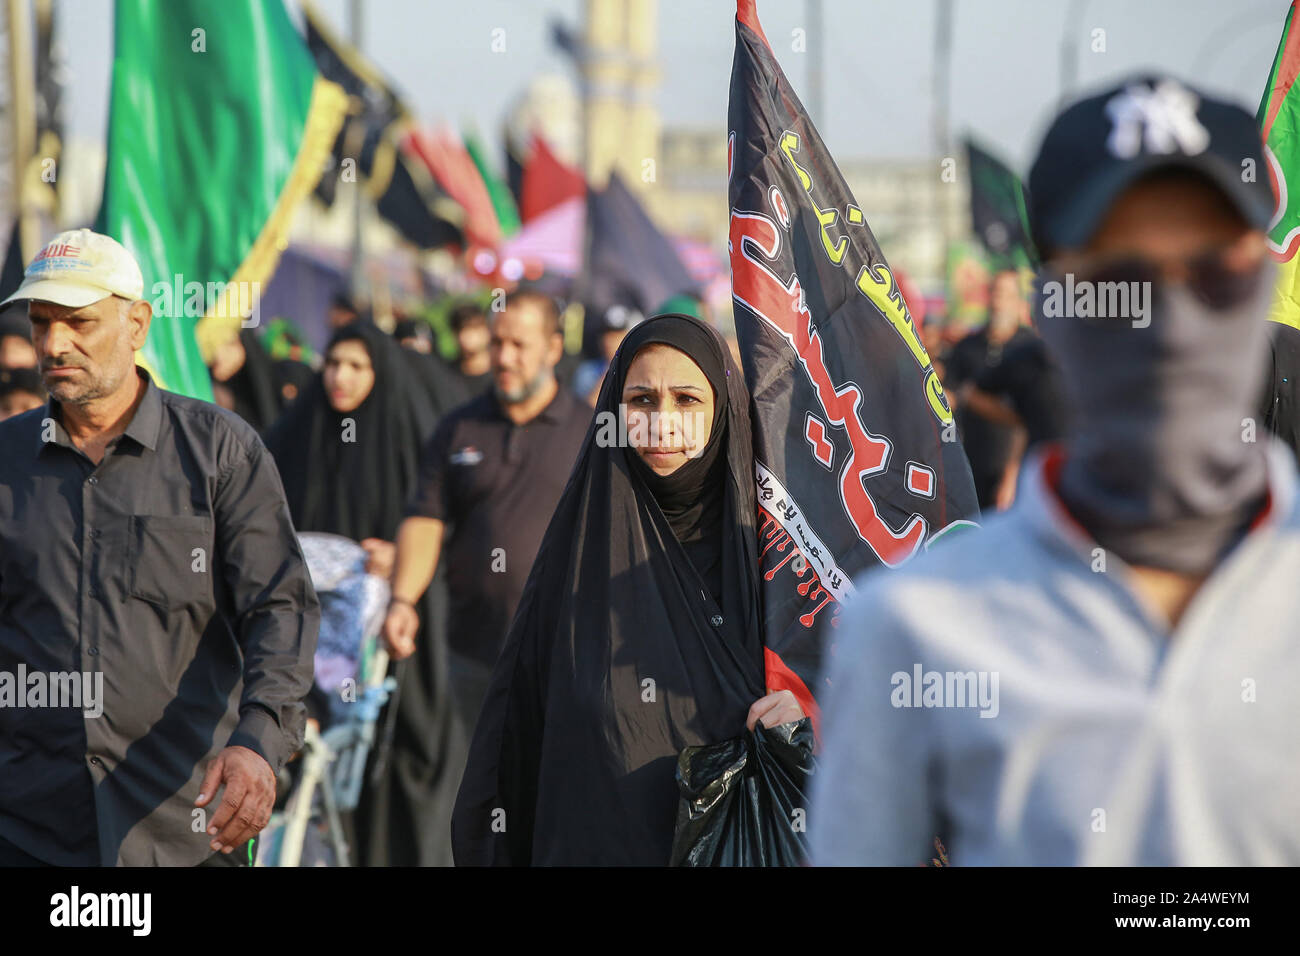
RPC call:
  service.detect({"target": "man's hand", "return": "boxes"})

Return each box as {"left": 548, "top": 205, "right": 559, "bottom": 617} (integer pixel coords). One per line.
{"left": 383, "top": 599, "right": 419, "bottom": 660}
{"left": 360, "top": 538, "right": 397, "bottom": 578}
{"left": 746, "top": 689, "right": 805, "bottom": 731}
{"left": 194, "top": 745, "right": 276, "bottom": 855}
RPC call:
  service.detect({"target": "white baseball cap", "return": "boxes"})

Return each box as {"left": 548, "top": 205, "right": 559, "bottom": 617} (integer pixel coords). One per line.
{"left": 0, "top": 228, "right": 144, "bottom": 309}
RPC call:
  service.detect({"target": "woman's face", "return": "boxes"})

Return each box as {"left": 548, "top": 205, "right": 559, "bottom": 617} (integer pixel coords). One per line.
{"left": 323, "top": 339, "right": 376, "bottom": 413}
{"left": 620, "top": 343, "right": 715, "bottom": 476}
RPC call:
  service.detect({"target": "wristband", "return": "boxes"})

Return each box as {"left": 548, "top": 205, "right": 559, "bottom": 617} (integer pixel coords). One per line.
{"left": 389, "top": 596, "right": 417, "bottom": 612}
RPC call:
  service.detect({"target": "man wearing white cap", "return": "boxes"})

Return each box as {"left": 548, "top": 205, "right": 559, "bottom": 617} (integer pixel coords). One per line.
{"left": 0, "top": 229, "right": 319, "bottom": 866}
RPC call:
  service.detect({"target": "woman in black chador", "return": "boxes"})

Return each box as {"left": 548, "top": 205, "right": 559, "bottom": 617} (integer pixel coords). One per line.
{"left": 451, "top": 313, "right": 804, "bottom": 865}
{"left": 263, "top": 320, "right": 466, "bottom": 866}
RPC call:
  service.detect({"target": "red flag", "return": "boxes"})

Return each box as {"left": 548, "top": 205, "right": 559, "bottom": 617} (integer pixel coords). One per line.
{"left": 521, "top": 134, "right": 586, "bottom": 223}
{"left": 406, "top": 127, "right": 502, "bottom": 247}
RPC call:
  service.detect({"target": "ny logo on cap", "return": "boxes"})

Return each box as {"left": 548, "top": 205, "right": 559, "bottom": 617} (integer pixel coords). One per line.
{"left": 1105, "top": 80, "right": 1210, "bottom": 160}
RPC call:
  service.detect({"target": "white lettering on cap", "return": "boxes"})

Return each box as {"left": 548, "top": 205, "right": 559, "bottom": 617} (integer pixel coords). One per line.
{"left": 1105, "top": 80, "right": 1211, "bottom": 160}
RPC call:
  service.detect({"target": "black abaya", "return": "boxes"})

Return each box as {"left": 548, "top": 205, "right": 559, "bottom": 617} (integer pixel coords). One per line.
{"left": 223, "top": 328, "right": 282, "bottom": 433}
{"left": 398, "top": 346, "right": 471, "bottom": 420}
{"left": 451, "top": 314, "right": 766, "bottom": 866}
{"left": 263, "top": 320, "right": 467, "bottom": 866}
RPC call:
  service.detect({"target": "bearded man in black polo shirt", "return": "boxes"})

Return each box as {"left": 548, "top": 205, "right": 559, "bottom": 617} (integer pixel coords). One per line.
{"left": 384, "top": 289, "right": 590, "bottom": 740}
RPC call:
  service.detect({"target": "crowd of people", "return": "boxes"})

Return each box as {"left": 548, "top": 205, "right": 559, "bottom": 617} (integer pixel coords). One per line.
{"left": 1, "top": 72, "right": 1298, "bottom": 867}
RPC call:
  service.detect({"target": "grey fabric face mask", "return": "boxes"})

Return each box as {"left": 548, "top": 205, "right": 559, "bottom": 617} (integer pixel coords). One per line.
{"left": 1037, "top": 264, "right": 1275, "bottom": 575}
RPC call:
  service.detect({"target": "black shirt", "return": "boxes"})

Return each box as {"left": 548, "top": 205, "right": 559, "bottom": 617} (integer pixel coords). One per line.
{"left": 975, "top": 334, "right": 1071, "bottom": 450}
{"left": 946, "top": 327, "right": 1035, "bottom": 499}
{"left": 1259, "top": 320, "right": 1300, "bottom": 464}
{"left": 0, "top": 367, "right": 319, "bottom": 866}
{"left": 405, "top": 383, "right": 590, "bottom": 666}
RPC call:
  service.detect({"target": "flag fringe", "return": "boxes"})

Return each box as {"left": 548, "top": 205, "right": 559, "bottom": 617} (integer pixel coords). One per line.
{"left": 194, "top": 74, "right": 350, "bottom": 359}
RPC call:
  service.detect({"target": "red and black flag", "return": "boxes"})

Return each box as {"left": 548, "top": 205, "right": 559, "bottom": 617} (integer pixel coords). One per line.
{"left": 728, "top": 0, "right": 980, "bottom": 734}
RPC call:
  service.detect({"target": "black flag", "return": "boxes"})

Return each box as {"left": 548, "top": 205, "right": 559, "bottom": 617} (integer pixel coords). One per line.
{"left": 303, "top": 2, "right": 463, "bottom": 248}
{"left": 728, "top": 0, "right": 980, "bottom": 731}
{"left": 580, "top": 171, "right": 699, "bottom": 316}
{"left": 965, "top": 135, "right": 1039, "bottom": 270}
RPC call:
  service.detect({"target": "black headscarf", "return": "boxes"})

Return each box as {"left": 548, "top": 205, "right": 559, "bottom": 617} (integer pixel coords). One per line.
{"left": 263, "top": 320, "right": 435, "bottom": 541}
{"left": 397, "top": 346, "right": 472, "bottom": 420}
{"left": 263, "top": 319, "right": 467, "bottom": 867}
{"left": 221, "top": 328, "right": 282, "bottom": 433}
{"left": 451, "top": 314, "right": 766, "bottom": 866}
{"left": 618, "top": 316, "right": 731, "bottom": 603}
{"left": 272, "top": 357, "right": 316, "bottom": 407}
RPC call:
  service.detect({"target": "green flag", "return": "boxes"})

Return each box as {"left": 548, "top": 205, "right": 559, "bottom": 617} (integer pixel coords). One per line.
{"left": 96, "top": 0, "right": 347, "bottom": 399}
{"left": 464, "top": 130, "right": 521, "bottom": 237}
{"left": 1259, "top": 1, "right": 1300, "bottom": 331}
{"left": 964, "top": 136, "right": 1038, "bottom": 272}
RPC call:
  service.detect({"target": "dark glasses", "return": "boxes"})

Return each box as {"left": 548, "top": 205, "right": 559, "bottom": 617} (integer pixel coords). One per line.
{"left": 1066, "top": 237, "right": 1269, "bottom": 312}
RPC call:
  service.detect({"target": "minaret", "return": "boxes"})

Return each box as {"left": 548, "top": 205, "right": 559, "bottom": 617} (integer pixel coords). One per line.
{"left": 582, "top": 0, "right": 660, "bottom": 195}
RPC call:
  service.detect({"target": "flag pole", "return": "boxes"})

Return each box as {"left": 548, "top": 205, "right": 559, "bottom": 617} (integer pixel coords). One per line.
{"left": 6, "top": 0, "right": 37, "bottom": 262}
{"left": 1059, "top": 0, "right": 1087, "bottom": 108}
{"left": 348, "top": 0, "right": 365, "bottom": 300}
{"left": 932, "top": 0, "right": 953, "bottom": 281}
{"left": 805, "top": 0, "right": 823, "bottom": 127}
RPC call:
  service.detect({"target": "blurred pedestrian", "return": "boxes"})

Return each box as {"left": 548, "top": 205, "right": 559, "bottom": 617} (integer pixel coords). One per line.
{"left": 327, "top": 292, "right": 360, "bottom": 330}
{"left": 393, "top": 316, "right": 435, "bottom": 354}
{"left": 0, "top": 304, "right": 36, "bottom": 369}
{"left": 571, "top": 303, "right": 643, "bottom": 405}
{"left": 963, "top": 331, "right": 1071, "bottom": 508}
{"left": 944, "top": 269, "right": 1035, "bottom": 509}
{"left": 383, "top": 289, "right": 588, "bottom": 749}
{"left": 207, "top": 326, "right": 282, "bottom": 433}
{"left": 447, "top": 300, "right": 492, "bottom": 397}
{"left": 1258, "top": 320, "right": 1300, "bottom": 463}
{"left": 393, "top": 316, "right": 466, "bottom": 418}
{"left": 262, "top": 317, "right": 317, "bottom": 406}
{"left": 0, "top": 365, "right": 46, "bottom": 420}
{"left": 263, "top": 320, "right": 466, "bottom": 867}
{"left": 811, "top": 76, "right": 1298, "bottom": 866}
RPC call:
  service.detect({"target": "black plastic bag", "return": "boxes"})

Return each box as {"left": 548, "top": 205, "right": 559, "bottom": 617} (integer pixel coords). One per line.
{"left": 670, "top": 717, "right": 816, "bottom": 866}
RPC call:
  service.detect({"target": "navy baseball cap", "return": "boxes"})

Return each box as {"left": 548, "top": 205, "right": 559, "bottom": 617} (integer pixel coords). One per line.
{"left": 1028, "top": 74, "right": 1274, "bottom": 254}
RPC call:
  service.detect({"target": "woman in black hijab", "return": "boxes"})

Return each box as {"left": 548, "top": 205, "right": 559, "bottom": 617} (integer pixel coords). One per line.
{"left": 265, "top": 320, "right": 432, "bottom": 540}
{"left": 451, "top": 313, "right": 804, "bottom": 866}
{"left": 263, "top": 320, "right": 467, "bottom": 867}
{"left": 210, "top": 327, "right": 282, "bottom": 432}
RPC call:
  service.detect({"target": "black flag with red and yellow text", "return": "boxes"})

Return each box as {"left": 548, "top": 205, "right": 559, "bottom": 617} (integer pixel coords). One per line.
{"left": 729, "top": 0, "right": 980, "bottom": 736}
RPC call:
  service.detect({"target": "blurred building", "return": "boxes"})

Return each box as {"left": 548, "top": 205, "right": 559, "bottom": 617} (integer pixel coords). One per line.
{"left": 505, "top": 73, "right": 582, "bottom": 169}
{"left": 838, "top": 156, "right": 968, "bottom": 292}
{"left": 581, "top": 0, "right": 659, "bottom": 194}
{"left": 653, "top": 126, "right": 966, "bottom": 290}
{"left": 575, "top": 0, "right": 967, "bottom": 291}
{"left": 53, "top": 136, "right": 103, "bottom": 229}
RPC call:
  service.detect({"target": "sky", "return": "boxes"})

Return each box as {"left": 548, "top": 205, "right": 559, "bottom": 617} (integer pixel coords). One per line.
{"left": 59, "top": 0, "right": 1291, "bottom": 175}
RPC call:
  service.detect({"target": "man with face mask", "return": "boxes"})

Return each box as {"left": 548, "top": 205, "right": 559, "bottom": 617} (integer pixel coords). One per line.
{"left": 810, "top": 76, "right": 1299, "bottom": 866}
